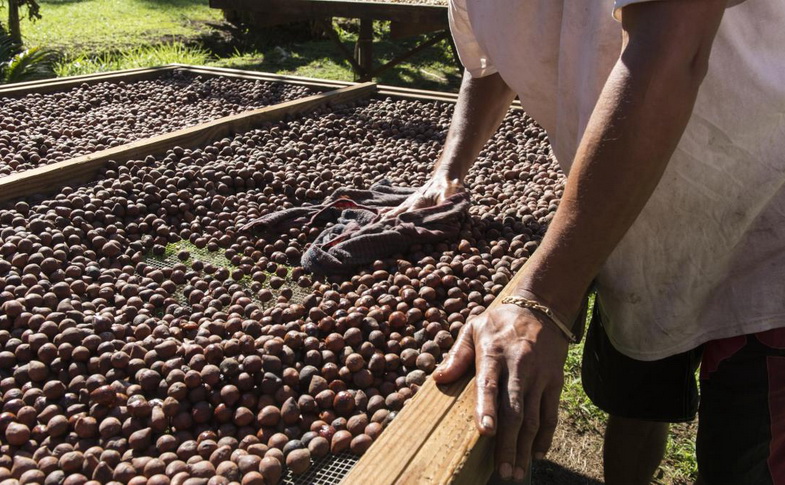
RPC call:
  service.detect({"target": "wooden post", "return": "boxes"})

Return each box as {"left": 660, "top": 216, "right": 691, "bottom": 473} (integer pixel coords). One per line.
{"left": 366, "top": 31, "right": 448, "bottom": 80}
{"left": 355, "top": 18, "right": 374, "bottom": 81}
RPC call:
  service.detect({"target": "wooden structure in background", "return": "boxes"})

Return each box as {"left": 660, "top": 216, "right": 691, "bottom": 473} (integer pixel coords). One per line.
{"left": 0, "top": 65, "right": 528, "bottom": 484}
{"left": 209, "top": 0, "right": 457, "bottom": 81}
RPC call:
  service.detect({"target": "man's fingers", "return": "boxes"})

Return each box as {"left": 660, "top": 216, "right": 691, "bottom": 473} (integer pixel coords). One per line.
{"left": 383, "top": 197, "right": 426, "bottom": 220}
{"left": 514, "top": 386, "right": 543, "bottom": 480}
{"left": 532, "top": 383, "right": 562, "bottom": 460}
{"left": 474, "top": 347, "right": 502, "bottom": 435}
{"left": 494, "top": 377, "right": 524, "bottom": 481}
{"left": 382, "top": 205, "right": 405, "bottom": 220}
{"left": 432, "top": 320, "right": 475, "bottom": 384}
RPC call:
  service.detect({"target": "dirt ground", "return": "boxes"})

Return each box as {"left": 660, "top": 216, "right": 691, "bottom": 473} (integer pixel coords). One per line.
{"left": 531, "top": 409, "right": 606, "bottom": 484}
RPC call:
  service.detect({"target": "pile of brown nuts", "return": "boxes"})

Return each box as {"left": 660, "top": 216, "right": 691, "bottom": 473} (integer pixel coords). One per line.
{"left": 0, "top": 71, "right": 314, "bottom": 177}
{"left": 0, "top": 97, "right": 563, "bottom": 484}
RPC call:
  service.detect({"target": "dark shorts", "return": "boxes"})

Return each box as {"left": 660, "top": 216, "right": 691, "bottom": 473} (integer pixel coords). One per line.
{"left": 581, "top": 301, "right": 785, "bottom": 484}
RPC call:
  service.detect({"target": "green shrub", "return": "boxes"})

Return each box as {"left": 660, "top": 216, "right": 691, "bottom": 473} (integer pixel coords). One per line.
{"left": 0, "top": 25, "right": 54, "bottom": 83}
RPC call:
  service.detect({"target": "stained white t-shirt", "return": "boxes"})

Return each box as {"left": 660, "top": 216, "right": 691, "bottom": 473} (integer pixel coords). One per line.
{"left": 450, "top": 0, "right": 785, "bottom": 360}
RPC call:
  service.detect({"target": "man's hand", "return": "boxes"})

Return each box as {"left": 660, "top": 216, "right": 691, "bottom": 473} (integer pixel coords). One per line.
{"left": 433, "top": 304, "right": 569, "bottom": 481}
{"left": 382, "top": 71, "right": 514, "bottom": 219}
{"left": 383, "top": 175, "right": 465, "bottom": 219}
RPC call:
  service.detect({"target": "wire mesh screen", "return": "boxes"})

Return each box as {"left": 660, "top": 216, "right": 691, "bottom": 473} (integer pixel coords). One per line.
{"left": 143, "top": 240, "right": 310, "bottom": 308}
{"left": 283, "top": 452, "right": 359, "bottom": 485}
{"left": 143, "top": 243, "right": 360, "bottom": 484}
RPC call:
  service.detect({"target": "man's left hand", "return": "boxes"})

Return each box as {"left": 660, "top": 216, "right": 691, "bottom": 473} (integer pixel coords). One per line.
{"left": 433, "top": 303, "right": 569, "bottom": 481}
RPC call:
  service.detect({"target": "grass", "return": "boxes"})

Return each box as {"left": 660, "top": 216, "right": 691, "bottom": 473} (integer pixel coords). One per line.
{"left": 48, "top": 19, "right": 463, "bottom": 91}
{"left": 143, "top": 239, "right": 306, "bottom": 313}
{"left": 1, "top": 0, "right": 223, "bottom": 54}
{"left": 2, "top": 0, "right": 462, "bottom": 91}
{"left": 54, "top": 41, "right": 210, "bottom": 76}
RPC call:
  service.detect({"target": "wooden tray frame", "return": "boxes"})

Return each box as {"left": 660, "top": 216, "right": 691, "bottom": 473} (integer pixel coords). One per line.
{"left": 0, "top": 65, "right": 519, "bottom": 485}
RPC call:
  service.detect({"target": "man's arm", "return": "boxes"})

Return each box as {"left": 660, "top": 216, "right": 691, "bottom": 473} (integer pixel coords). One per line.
{"left": 385, "top": 70, "right": 515, "bottom": 217}
{"left": 519, "top": 0, "right": 726, "bottom": 319}
{"left": 434, "top": 0, "right": 727, "bottom": 481}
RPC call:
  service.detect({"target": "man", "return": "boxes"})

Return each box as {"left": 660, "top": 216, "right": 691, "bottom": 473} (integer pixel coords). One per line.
{"left": 388, "top": 1, "right": 785, "bottom": 483}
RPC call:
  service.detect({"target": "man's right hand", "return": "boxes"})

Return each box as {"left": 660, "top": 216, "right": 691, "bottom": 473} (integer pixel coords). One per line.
{"left": 383, "top": 175, "right": 466, "bottom": 219}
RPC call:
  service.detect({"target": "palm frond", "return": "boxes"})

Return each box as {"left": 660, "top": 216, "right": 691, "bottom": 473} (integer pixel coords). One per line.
{"left": 2, "top": 45, "right": 55, "bottom": 83}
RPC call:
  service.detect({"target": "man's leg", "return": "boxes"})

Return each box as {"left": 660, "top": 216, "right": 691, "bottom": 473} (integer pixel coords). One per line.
{"left": 604, "top": 416, "right": 669, "bottom": 485}
{"left": 581, "top": 299, "right": 701, "bottom": 484}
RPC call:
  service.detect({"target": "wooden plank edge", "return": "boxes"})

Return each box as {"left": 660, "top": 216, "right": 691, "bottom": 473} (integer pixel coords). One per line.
{"left": 376, "top": 87, "right": 522, "bottom": 111}
{"left": 0, "top": 65, "right": 178, "bottom": 98}
{"left": 300, "top": 0, "right": 447, "bottom": 11}
{"left": 344, "top": 268, "right": 531, "bottom": 484}
{"left": 396, "top": 378, "right": 494, "bottom": 485}
{"left": 168, "top": 64, "right": 506, "bottom": 109}
{"left": 172, "top": 64, "right": 356, "bottom": 88}
{"left": 0, "top": 65, "right": 168, "bottom": 90}
{"left": 0, "top": 82, "right": 377, "bottom": 204}
{"left": 375, "top": 89, "right": 459, "bottom": 104}
{"left": 340, "top": 374, "right": 473, "bottom": 484}
{"left": 172, "top": 65, "right": 354, "bottom": 92}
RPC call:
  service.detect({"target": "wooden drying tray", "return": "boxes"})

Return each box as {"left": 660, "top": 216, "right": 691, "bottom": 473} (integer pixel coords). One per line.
{"left": 0, "top": 64, "right": 355, "bottom": 99}
{"left": 1, "top": 65, "right": 528, "bottom": 483}
{"left": 169, "top": 65, "right": 523, "bottom": 109}
{"left": 0, "top": 63, "right": 468, "bottom": 103}
{"left": 0, "top": 82, "right": 376, "bottom": 204}
{"left": 167, "top": 64, "right": 466, "bottom": 105}
{"left": 0, "top": 63, "right": 482, "bottom": 204}
{"left": 0, "top": 65, "right": 180, "bottom": 98}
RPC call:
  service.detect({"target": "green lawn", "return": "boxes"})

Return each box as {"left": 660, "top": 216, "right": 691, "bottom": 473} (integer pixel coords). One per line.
{"left": 211, "top": 32, "right": 462, "bottom": 91}
{"left": 3, "top": 0, "right": 222, "bottom": 54}
{"left": 2, "top": 0, "right": 462, "bottom": 91}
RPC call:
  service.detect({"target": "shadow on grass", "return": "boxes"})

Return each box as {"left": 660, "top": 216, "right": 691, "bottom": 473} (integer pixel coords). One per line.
{"left": 40, "top": 0, "right": 91, "bottom": 4}
{"left": 135, "top": 0, "right": 220, "bottom": 6}
{"left": 43, "top": 0, "right": 208, "bottom": 4}
{"left": 483, "top": 461, "right": 605, "bottom": 485}
{"left": 531, "top": 460, "right": 605, "bottom": 485}
{"left": 196, "top": 21, "right": 463, "bottom": 92}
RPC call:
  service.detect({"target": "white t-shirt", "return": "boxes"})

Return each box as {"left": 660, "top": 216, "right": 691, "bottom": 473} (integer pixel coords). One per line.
{"left": 450, "top": 0, "right": 785, "bottom": 360}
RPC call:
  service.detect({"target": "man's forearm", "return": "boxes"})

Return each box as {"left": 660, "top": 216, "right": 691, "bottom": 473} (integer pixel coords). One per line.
{"left": 516, "top": 0, "right": 726, "bottom": 320}
{"left": 434, "top": 70, "right": 516, "bottom": 183}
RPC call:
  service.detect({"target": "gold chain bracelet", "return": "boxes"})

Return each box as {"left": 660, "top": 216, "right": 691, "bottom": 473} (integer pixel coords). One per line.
{"left": 501, "top": 295, "right": 578, "bottom": 343}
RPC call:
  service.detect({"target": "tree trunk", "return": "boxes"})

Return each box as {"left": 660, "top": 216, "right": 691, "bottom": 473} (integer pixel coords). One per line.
{"left": 8, "top": 0, "right": 21, "bottom": 44}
